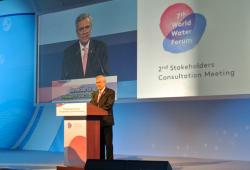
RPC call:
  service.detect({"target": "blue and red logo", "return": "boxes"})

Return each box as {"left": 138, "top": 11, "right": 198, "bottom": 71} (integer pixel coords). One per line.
{"left": 160, "top": 3, "right": 206, "bottom": 53}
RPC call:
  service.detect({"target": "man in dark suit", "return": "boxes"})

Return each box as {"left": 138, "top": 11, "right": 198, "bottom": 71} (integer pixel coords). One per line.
{"left": 61, "top": 13, "right": 109, "bottom": 80}
{"left": 90, "top": 75, "right": 115, "bottom": 160}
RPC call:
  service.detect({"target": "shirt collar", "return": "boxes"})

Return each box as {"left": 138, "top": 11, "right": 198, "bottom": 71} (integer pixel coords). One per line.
{"left": 79, "top": 40, "right": 90, "bottom": 49}
{"left": 99, "top": 87, "right": 106, "bottom": 93}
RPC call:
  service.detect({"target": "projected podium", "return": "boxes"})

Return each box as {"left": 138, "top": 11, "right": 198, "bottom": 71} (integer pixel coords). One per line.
{"left": 56, "top": 102, "right": 108, "bottom": 168}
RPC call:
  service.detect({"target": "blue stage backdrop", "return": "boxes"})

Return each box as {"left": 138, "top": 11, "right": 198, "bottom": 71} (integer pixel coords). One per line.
{"left": 1, "top": 0, "right": 250, "bottom": 164}
{"left": 0, "top": 13, "right": 35, "bottom": 148}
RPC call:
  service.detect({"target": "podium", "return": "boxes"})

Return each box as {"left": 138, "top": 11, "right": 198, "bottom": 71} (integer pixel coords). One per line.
{"left": 56, "top": 102, "right": 108, "bottom": 168}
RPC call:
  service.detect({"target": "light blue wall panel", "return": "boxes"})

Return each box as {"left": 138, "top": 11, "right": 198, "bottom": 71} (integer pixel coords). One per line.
{"left": 0, "top": 0, "right": 35, "bottom": 148}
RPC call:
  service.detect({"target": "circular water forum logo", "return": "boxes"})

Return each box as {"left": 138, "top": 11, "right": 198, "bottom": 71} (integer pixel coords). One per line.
{"left": 160, "top": 3, "right": 206, "bottom": 53}
{"left": 2, "top": 17, "right": 12, "bottom": 32}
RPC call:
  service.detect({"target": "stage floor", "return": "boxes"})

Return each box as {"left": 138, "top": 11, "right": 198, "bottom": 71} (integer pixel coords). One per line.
{"left": 0, "top": 150, "right": 250, "bottom": 170}
{"left": 0, "top": 149, "right": 64, "bottom": 170}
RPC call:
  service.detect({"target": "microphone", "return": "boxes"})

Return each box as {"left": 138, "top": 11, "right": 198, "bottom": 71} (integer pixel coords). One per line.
{"left": 90, "top": 48, "right": 107, "bottom": 76}
{"left": 98, "top": 58, "right": 105, "bottom": 75}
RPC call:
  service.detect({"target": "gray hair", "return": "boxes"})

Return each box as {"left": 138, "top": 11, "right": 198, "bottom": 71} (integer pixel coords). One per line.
{"left": 96, "top": 75, "right": 106, "bottom": 82}
{"left": 75, "top": 13, "right": 92, "bottom": 29}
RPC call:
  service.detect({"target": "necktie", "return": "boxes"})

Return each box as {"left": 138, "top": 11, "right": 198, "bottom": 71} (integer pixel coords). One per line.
{"left": 82, "top": 47, "right": 88, "bottom": 75}
{"left": 97, "top": 91, "right": 102, "bottom": 103}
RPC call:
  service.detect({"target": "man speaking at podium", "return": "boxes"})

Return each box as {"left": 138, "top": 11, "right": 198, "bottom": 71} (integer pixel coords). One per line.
{"left": 61, "top": 13, "right": 109, "bottom": 80}
{"left": 90, "top": 75, "right": 115, "bottom": 160}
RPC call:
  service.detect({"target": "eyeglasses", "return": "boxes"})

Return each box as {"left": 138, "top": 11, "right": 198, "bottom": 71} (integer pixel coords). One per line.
{"left": 77, "top": 25, "right": 91, "bottom": 33}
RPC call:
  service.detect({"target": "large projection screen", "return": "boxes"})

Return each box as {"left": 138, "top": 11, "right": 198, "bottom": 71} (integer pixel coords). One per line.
{"left": 137, "top": 0, "right": 250, "bottom": 99}
{"left": 37, "top": 0, "right": 137, "bottom": 103}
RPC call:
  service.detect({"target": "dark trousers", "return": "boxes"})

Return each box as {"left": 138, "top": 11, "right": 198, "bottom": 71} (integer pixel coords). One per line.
{"left": 100, "top": 126, "right": 113, "bottom": 160}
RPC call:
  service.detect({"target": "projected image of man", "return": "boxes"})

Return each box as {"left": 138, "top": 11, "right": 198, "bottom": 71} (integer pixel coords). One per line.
{"left": 61, "top": 13, "right": 109, "bottom": 80}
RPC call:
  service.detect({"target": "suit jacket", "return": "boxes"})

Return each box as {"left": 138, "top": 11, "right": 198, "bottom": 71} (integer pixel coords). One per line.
{"left": 90, "top": 88, "right": 115, "bottom": 127}
{"left": 61, "top": 39, "right": 109, "bottom": 80}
